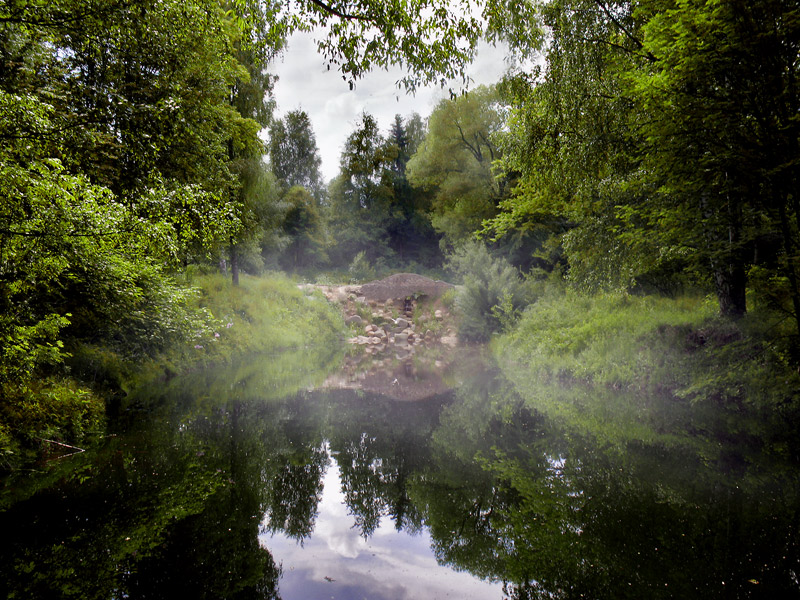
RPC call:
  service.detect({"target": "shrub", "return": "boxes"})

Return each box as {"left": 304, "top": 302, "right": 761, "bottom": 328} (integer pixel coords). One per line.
{"left": 446, "top": 242, "right": 533, "bottom": 341}
{"left": 348, "top": 251, "right": 376, "bottom": 283}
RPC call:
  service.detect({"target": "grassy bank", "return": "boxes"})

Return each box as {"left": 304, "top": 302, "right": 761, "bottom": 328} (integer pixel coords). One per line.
{"left": 1, "top": 273, "right": 346, "bottom": 471}
{"left": 493, "top": 288, "right": 800, "bottom": 454}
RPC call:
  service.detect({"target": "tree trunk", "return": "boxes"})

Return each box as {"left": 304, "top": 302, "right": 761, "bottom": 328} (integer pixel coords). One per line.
{"left": 230, "top": 240, "right": 239, "bottom": 286}
{"left": 711, "top": 257, "right": 747, "bottom": 317}
{"left": 703, "top": 195, "right": 747, "bottom": 317}
{"left": 779, "top": 200, "right": 800, "bottom": 343}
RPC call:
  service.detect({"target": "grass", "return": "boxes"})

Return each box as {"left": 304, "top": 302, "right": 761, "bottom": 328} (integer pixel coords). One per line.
{"left": 493, "top": 286, "right": 800, "bottom": 460}
{"left": 1, "top": 272, "right": 347, "bottom": 472}
{"left": 496, "top": 289, "right": 714, "bottom": 391}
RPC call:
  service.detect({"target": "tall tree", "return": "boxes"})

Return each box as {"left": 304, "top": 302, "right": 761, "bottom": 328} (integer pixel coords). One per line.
{"left": 488, "top": 0, "right": 800, "bottom": 341}
{"left": 268, "top": 110, "right": 324, "bottom": 201}
{"left": 407, "top": 85, "right": 508, "bottom": 247}
{"left": 326, "top": 112, "right": 395, "bottom": 265}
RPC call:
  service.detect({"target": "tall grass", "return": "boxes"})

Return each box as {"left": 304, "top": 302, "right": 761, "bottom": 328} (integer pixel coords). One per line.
{"left": 495, "top": 287, "right": 800, "bottom": 416}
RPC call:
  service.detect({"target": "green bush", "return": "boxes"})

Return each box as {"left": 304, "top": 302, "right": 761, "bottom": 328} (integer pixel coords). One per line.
{"left": 446, "top": 242, "right": 533, "bottom": 341}
{"left": 347, "top": 251, "right": 376, "bottom": 283}
{"left": 0, "top": 379, "right": 104, "bottom": 470}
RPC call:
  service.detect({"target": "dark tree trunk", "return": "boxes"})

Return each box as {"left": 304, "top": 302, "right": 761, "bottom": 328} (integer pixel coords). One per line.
{"left": 778, "top": 200, "right": 800, "bottom": 344}
{"left": 712, "top": 257, "right": 748, "bottom": 317}
{"left": 703, "top": 195, "right": 748, "bottom": 317}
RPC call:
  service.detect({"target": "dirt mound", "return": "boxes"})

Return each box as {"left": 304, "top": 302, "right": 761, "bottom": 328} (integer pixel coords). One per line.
{"left": 358, "top": 273, "right": 454, "bottom": 302}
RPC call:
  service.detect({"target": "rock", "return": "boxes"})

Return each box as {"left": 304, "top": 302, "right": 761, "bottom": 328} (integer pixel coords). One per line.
{"left": 391, "top": 326, "right": 406, "bottom": 334}
{"left": 395, "top": 317, "right": 410, "bottom": 329}
{"left": 356, "top": 336, "right": 370, "bottom": 345}
{"left": 355, "top": 296, "right": 367, "bottom": 304}
{"left": 346, "top": 315, "right": 363, "bottom": 325}
{"left": 365, "top": 324, "right": 377, "bottom": 334}
{"left": 440, "top": 335, "right": 458, "bottom": 346}
{"left": 369, "top": 337, "right": 381, "bottom": 344}
{"left": 424, "top": 329, "right": 434, "bottom": 339}
{"left": 395, "top": 333, "right": 409, "bottom": 346}
{"left": 434, "top": 310, "right": 443, "bottom": 320}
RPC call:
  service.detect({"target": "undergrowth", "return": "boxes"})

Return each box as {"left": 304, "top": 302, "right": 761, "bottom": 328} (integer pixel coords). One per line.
{"left": 495, "top": 288, "right": 800, "bottom": 412}
{"left": 1, "top": 272, "right": 345, "bottom": 472}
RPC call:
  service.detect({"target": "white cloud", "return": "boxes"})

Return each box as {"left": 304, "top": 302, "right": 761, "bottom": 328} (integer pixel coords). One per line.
{"left": 261, "top": 457, "right": 502, "bottom": 600}
{"left": 268, "top": 31, "right": 513, "bottom": 182}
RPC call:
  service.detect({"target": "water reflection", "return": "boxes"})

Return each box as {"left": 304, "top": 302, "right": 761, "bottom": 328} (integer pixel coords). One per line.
{"left": 1, "top": 347, "right": 799, "bottom": 599}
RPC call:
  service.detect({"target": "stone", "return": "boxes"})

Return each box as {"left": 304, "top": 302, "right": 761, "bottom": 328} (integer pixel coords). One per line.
{"left": 440, "top": 335, "right": 458, "bottom": 346}
{"left": 395, "top": 333, "right": 409, "bottom": 346}
{"left": 424, "top": 329, "right": 434, "bottom": 339}
{"left": 395, "top": 317, "right": 410, "bottom": 329}
{"left": 434, "top": 310, "right": 443, "bottom": 320}
{"left": 345, "top": 315, "right": 363, "bottom": 325}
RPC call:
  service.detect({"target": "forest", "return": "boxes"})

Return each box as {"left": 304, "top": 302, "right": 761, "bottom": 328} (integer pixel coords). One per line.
{"left": 2, "top": 0, "right": 800, "bottom": 469}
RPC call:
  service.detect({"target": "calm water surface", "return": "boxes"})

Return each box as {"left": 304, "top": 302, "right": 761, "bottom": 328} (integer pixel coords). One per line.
{"left": 2, "top": 345, "right": 799, "bottom": 599}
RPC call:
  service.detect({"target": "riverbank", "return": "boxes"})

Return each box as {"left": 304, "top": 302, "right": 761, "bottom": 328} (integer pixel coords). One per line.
{"left": 493, "top": 288, "right": 800, "bottom": 450}
{"left": 1, "top": 273, "right": 346, "bottom": 472}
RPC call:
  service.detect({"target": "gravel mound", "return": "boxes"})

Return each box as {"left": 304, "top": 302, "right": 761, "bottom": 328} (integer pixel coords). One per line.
{"left": 358, "top": 273, "right": 454, "bottom": 302}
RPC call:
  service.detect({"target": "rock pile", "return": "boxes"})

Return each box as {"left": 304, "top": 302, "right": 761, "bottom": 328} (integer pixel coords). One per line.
{"left": 346, "top": 300, "right": 454, "bottom": 358}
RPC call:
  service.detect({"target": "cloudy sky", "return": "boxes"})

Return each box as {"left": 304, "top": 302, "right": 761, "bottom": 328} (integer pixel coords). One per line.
{"left": 267, "top": 31, "right": 516, "bottom": 182}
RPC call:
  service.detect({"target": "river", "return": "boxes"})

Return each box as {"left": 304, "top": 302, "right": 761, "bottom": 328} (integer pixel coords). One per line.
{"left": 1, "top": 343, "right": 799, "bottom": 599}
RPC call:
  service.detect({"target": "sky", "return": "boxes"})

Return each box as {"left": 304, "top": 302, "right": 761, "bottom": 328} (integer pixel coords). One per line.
{"left": 267, "top": 31, "right": 516, "bottom": 183}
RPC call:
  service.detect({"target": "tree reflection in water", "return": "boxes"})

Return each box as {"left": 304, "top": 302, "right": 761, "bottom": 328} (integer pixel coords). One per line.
{"left": 1, "top": 350, "right": 799, "bottom": 599}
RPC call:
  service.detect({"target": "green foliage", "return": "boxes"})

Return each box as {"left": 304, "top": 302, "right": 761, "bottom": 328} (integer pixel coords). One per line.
{"left": 407, "top": 86, "right": 508, "bottom": 248}
{"left": 446, "top": 242, "right": 532, "bottom": 341}
{"left": 279, "top": 186, "right": 328, "bottom": 270}
{"left": 0, "top": 378, "right": 104, "bottom": 470}
{"left": 486, "top": 0, "right": 800, "bottom": 340}
{"left": 496, "top": 289, "right": 800, "bottom": 413}
{"left": 269, "top": 110, "right": 324, "bottom": 201}
{"left": 347, "top": 250, "right": 376, "bottom": 283}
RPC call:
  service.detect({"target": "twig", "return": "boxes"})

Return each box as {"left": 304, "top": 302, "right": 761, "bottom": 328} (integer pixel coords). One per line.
{"left": 37, "top": 437, "right": 86, "bottom": 460}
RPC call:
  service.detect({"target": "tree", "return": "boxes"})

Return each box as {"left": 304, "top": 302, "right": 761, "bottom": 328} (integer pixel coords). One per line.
{"left": 384, "top": 114, "right": 441, "bottom": 265}
{"left": 631, "top": 0, "right": 800, "bottom": 326}
{"left": 487, "top": 0, "right": 800, "bottom": 346}
{"left": 407, "top": 85, "right": 509, "bottom": 247}
{"left": 326, "top": 112, "right": 396, "bottom": 265}
{"left": 268, "top": 110, "right": 324, "bottom": 201}
{"left": 280, "top": 186, "right": 327, "bottom": 270}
